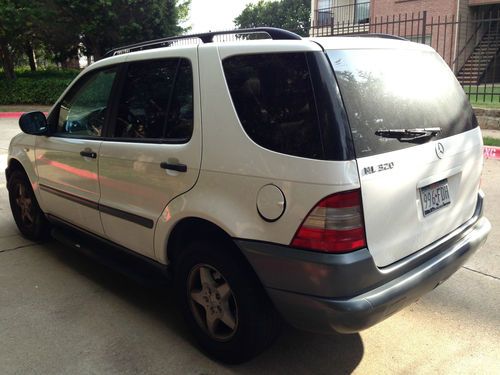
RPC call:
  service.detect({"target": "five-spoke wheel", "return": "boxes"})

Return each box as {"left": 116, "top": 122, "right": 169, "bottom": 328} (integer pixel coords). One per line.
{"left": 8, "top": 170, "right": 50, "bottom": 241}
{"left": 175, "top": 239, "right": 281, "bottom": 364}
{"left": 188, "top": 264, "right": 238, "bottom": 341}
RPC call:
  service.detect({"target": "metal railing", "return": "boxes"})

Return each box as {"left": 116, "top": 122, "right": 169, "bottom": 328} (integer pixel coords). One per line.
{"left": 311, "top": 9, "right": 500, "bottom": 104}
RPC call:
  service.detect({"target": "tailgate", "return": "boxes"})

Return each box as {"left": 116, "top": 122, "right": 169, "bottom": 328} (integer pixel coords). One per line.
{"left": 357, "top": 131, "right": 482, "bottom": 266}
{"left": 327, "top": 46, "right": 483, "bottom": 267}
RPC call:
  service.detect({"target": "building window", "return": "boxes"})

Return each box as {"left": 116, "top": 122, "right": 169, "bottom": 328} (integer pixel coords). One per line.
{"left": 355, "top": 0, "right": 370, "bottom": 24}
{"left": 317, "top": 0, "right": 333, "bottom": 26}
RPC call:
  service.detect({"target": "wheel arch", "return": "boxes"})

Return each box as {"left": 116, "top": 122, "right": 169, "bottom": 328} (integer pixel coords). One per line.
{"left": 6, "top": 158, "right": 25, "bottom": 183}
{"left": 166, "top": 217, "right": 255, "bottom": 278}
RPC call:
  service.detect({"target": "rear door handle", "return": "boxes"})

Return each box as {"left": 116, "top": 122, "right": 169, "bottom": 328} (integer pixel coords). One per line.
{"left": 160, "top": 162, "right": 187, "bottom": 173}
{"left": 80, "top": 150, "right": 97, "bottom": 159}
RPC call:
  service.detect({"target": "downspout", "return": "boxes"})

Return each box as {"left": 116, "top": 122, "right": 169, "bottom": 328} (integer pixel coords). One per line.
{"left": 310, "top": 0, "right": 316, "bottom": 36}
{"left": 453, "top": 0, "right": 461, "bottom": 72}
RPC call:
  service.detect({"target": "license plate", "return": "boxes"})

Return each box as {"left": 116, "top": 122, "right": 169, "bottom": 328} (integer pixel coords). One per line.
{"left": 419, "top": 179, "right": 451, "bottom": 216}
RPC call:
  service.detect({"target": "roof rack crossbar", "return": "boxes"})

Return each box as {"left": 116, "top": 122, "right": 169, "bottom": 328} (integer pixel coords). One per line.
{"left": 103, "top": 27, "right": 301, "bottom": 58}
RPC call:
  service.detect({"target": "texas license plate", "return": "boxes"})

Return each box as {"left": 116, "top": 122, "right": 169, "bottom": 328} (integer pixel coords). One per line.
{"left": 420, "top": 179, "right": 451, "bottom": 216}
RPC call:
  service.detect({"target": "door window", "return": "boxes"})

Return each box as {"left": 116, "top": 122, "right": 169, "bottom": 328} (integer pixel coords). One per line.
{"left": 55, "top": 67, "right": 117, "bottom": 137}
{"left": 114, "top": 58, "right": 193, "bottom": 142}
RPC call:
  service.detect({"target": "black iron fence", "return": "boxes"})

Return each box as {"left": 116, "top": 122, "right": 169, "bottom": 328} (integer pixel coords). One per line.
{"left": 311, "top": 8, "right": 500, "bottom": 104}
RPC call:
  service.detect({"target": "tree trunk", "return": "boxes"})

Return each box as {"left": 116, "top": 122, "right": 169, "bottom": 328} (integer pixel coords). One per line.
{"left": 25, "top": 42, "right": 37, "bottom": 72}
{"left": 0, "top": 39, "right": 16, "bottom": 80}
{"left": 93, "top": 49, "right": 102, "bottom": 61}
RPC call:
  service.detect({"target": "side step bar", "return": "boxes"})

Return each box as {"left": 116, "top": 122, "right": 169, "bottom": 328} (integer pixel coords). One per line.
{"left": 50, "top": 220, "right": 170, "bottom": 289}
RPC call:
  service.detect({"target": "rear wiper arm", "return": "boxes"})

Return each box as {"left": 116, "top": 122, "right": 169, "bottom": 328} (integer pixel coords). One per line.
{"left": 375, "top": 127, "right": 441, "bottom": 143}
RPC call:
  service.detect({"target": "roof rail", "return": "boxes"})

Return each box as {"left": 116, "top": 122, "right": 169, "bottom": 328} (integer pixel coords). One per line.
{"left": 102, "top": 27, "right": 302, "bottom": 59}
{"left": 349, "top": 33, "right": 408, "bottom": 41}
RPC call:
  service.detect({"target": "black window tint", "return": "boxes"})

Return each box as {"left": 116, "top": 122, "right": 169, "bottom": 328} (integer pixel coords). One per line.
{"left": 223, "top": 53, "right": 324, "bottom": 159}
{"left": 114, "top": 58, "right": 193, "bottom": 141}
{"left": 164, "top": 59, "right": 194, "bottom": 139}
{"left": 56, "top": 67, "right": 117, "bottom": 137}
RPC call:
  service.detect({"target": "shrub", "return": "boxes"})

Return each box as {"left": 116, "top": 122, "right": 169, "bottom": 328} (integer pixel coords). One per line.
{"left": 0, "top": 69, "right": 80, "bottom": 105}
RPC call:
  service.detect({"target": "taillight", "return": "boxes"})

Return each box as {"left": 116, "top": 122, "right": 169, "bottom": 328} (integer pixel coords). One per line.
{"left": 291, "top": 189, "right": 366, "bottom": 253}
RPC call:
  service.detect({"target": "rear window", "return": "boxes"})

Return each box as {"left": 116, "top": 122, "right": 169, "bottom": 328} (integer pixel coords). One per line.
{"left": 327, "top": 49, "right": 477, "bottom": 158}
{"left": 223, "top": 52, "right": 355, "bottom": 161}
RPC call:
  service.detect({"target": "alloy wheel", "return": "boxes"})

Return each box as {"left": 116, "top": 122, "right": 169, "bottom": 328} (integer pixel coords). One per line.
{"left": 187, "top": 264, "right": 238, "bottom": 341}
{"left": 15, "top": 182, "right": 34, "bottom": 227}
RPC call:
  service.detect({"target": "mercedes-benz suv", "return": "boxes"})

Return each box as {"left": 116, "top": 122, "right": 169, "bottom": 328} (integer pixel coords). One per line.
{"left": 6, "top": 28, "right": 491, "bottom": 363}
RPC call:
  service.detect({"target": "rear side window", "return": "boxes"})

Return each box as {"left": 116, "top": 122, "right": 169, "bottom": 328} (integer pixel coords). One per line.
{"left": 114, "top": 58, "right": 193, "bottom": 142}
{"left": 223, "top": 53, "right": 325, "bottom": 159}
{"left": 328, "top": 49, "right": 477, "bottom": 158}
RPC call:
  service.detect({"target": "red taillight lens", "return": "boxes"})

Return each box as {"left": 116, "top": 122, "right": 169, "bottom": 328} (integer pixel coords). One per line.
{"left": 291, "top": 189, "right": 366, "bottom": 253}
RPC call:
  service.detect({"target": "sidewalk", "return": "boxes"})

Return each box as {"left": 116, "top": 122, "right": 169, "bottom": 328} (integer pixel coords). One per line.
{"left": 482, "top": 129, "right": 500, "bottom": 139}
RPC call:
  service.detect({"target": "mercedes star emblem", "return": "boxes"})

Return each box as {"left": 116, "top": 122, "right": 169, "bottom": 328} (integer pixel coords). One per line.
{"left": 435, "top": 142, "right": 445, "bottom": 159}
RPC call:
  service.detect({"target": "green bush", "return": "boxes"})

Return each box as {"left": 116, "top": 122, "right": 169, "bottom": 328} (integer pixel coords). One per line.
{"left": 0, "top": 69, "right": 80, "bottom": 105}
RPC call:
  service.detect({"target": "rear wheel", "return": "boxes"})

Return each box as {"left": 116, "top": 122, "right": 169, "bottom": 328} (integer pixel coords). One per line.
{"left": 175, "top": 240, "right": 281, "bottom": 364}
{"left": 8, "top": 170, "right": 50, "bottom": 241}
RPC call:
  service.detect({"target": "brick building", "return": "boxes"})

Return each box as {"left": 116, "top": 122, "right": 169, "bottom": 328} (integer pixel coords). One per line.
{"left": 312, "top": 0, "right": 498, "bottom": 27}
{"left": 311, "top": 1, "right": 500, "bottom": 84}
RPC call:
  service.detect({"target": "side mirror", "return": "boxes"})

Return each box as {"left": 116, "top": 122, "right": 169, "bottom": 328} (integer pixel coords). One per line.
{"left": 19, "top": 111, "right": 48, "bottom": 135}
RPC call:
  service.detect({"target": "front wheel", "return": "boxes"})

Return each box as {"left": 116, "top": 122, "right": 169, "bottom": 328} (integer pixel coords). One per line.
{"left": 8, "top": 170, "right": 50, "bottom": 241}
{"left": 175, "top": 240, "right": 281, "bottom": 364}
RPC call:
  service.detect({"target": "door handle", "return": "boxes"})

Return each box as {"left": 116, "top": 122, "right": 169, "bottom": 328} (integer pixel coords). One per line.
{"left": 80, "top": 150, "right": 97, "bottom": 159}
{"left": 160, "top": 162, "right": 187, "bottom": 172}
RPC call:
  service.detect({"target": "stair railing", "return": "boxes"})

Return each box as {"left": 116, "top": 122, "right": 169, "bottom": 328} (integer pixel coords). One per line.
{"left": 453, "top": 20, "right": 484, "bottom": 75}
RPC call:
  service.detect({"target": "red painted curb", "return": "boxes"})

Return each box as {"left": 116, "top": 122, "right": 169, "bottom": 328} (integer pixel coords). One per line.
{"left": 484, "top": 146, "right": 500, "bottom": 160}
{"left": 0, "top": 112, "right": 26, "bottom": 118}
{"left": 0, "top": 112, "right": 49, "bottom": 118}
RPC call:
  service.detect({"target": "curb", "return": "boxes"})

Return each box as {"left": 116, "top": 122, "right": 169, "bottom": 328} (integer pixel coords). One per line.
{"left": 0, "top": 112, "right": 26, "bottom": 118}
{"left": 0, "top": 112, "right": 48, "bottom": 118}
{"left": 484, "top": 146, "right": 500, "bottom": 160}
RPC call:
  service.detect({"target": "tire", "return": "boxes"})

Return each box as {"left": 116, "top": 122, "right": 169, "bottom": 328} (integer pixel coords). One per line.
{"left": 175, "top": 239, "right": 281, "bottom": 364}
{"left": 8, "top": 169, "right": 50, "bottom": 241}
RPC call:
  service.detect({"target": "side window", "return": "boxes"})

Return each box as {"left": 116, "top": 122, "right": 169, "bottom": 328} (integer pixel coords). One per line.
{"left": 56, "top": 67, "right": 117, "bottom": 137}
{"left": 222, "top": 53, "right": 324, "bottom": 160}
{"left": 114, "top": 58, "right": 193, "bottom": 141}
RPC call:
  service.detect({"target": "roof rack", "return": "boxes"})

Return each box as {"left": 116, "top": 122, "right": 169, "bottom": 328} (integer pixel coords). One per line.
{"left": 349, "top": 33, "right": 408, "bottom": 41}
{"left": 103, "top": 27, "right": 302, "bottom": 59}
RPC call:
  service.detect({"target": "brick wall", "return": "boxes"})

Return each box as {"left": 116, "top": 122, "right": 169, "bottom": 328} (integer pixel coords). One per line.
{"left": 371, "top": 0, "right": 458, "bottom": 20}
{"left": 370, "top": 0, "right": 462, "bottom": 65}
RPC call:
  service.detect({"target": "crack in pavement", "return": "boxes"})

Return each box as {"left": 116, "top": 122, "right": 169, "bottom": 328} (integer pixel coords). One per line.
{"left": 462, "top": 265, "right": 500, "bottom": 281}
{"left": 0, "top": 243, "right": 35, "bottom": 254}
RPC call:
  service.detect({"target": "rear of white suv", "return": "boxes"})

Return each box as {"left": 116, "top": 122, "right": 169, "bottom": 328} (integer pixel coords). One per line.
{"left": 230, "top": 37, "right": 490, "bottom": 335}
{"left": 6, "top": 29, "right": 490, "bottom": 364}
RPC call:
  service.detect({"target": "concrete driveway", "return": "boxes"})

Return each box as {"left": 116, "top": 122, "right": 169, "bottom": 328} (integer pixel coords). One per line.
{"left": 1, "top": 118, "right": 499, "bottom": 374}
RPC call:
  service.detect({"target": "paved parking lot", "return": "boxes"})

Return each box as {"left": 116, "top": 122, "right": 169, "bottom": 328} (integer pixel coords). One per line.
{"left": 1, "top": 118, "right": 499, "bottom": 374}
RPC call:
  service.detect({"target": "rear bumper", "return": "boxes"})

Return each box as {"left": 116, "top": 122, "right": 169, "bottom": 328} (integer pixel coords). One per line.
{"left": 237, "top": 192, "right": 490, "bottom": 334}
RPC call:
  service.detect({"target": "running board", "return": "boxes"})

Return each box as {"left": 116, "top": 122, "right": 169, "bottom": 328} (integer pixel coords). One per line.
{"left": 51, "top": 223, "right": 170, "bottom": 289}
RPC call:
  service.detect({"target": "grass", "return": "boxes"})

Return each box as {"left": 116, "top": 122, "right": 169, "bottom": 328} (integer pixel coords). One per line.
{"left": 464, "top": 85, "right": 500, "bottom": 109}
{"left": 483, "top": 137, "right": 500, "bottom": 147}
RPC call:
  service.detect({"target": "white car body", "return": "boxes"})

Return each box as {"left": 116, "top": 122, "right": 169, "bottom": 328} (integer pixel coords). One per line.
{"left": 6, "top": 29, "right": 491, "bottom": 362}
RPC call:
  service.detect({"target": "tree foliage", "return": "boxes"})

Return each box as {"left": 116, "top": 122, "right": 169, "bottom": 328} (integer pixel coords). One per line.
{"left": 234, "top": 0, "right": 310, "bottom": 37}
{"left": 0, "top": 0, "right": 190, "bottom": 79}
{"left": 0, "top": 0, "right": 42, "bottom": 79}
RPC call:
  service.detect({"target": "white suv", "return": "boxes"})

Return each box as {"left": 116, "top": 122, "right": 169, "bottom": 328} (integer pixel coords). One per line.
{"left": 6, "top": 28, "right": 491, "bottom": 363}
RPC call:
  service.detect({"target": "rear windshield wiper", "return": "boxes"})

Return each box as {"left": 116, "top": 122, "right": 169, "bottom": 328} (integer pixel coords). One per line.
{"left": 375, "top": 127, "right": 441, "bottom": 143}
